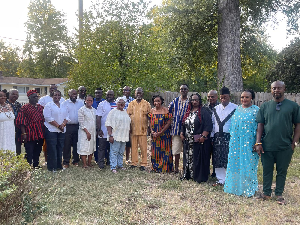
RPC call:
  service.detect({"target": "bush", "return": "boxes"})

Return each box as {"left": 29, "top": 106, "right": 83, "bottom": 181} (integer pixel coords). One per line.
{"left": 0, "top": 150, "right": 31, "bottom": 223}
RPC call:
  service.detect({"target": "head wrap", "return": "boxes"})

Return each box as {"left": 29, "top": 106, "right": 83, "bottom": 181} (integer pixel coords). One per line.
{"left": 27, "top": 90, "right": 38, "bottom": 97}
{"left": 116, "top": 96, "right": 127, "bottom": 103}
{"left": 220, "top": 86, "right": 230, "bottom": 95}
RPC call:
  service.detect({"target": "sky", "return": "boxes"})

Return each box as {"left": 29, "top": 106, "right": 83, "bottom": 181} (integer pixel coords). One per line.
{"left": 0, "top": 0, "right": 298, "bottom": 52}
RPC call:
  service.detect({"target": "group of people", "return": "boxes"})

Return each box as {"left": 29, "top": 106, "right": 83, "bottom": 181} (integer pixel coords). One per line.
{"left": 0, "top": 80, "right": 299, "bottom": 205}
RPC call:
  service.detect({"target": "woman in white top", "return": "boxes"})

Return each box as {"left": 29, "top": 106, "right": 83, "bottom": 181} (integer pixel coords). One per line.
{"left": 77, "top": 95, "right": 96, "bottom": 168}
{"left": 43, "top": 90, "right": 69, "bottom": 172}
{"left": 0, "top": 91, "right": 16, "bottom": 153}
{"left": 105, "top": 97, "right": 131, "bottom": 173}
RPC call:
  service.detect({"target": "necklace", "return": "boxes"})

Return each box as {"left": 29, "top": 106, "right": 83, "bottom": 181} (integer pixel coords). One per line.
{"left": 0, "top": 104, "right": 13, "bottom": 119}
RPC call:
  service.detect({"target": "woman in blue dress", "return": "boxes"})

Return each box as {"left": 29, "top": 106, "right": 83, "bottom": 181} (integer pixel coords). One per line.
{"left": 224, "top": 90, "right": 259, "bottom": 197}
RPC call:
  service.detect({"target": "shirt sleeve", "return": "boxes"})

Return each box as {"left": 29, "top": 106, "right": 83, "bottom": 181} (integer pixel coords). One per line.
{"left": 202, "top": 108, "right": 213, "bottom": 132}
{"left": 78, "top": 107, "right": 87, "bottom": 130}
{"left": 96, "top": 102, "right": 104, "bottom": 116}
{"left": 105, "top": 110, "right": 114, "bottom": 127}
{"left": 43, "top": 103, "right": 55, "bottom": 122}
{"left": 292, "top": 104, "right": 300, "bottom": 124}
{"left": 168, "top": 100, "right": 174, "bottom": 114}
{"left": 16, "top": 107, "right": 26, "bottom": 127}
{"left": 127, "top": 102, "right": 133, "bottom": 116}
{"left": 256, "top": 104, "right": 265, "bottom": 124}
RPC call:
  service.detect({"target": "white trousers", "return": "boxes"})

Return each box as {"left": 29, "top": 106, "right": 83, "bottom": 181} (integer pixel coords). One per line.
{"left": 215, "top": 168, "right": 226, "bottom": 184}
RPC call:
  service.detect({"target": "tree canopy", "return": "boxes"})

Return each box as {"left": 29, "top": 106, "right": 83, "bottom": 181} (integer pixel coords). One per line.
{"left": 0, "top": 41, "right": 20, "bottom": 77}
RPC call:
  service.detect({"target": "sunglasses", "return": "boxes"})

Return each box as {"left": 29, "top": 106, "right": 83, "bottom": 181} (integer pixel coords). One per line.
{"left": 276, "top": 102, "right": 282, "bottom": 111}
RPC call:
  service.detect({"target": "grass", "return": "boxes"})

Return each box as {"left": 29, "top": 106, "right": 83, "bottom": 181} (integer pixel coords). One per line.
{"left": 7, "top": 146, "right": 300, "bottom": 224}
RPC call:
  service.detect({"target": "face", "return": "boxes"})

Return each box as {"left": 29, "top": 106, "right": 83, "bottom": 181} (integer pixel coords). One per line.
{"left": 0, "top": 91, "right": 6, "bottom": 104}
{"left": 220, "top": 94, "right": 230, "bottom": 106}
{"left": 49, "top": 85, "right": 57, "bottom": 97}
{"left": 241, "top": 92, "right": 252, "bottom": 107}
{"left": 153, "top": 97, "right": 162, "bottom": 108}
{"left": 85, "top": 96, "right": 93, "bottom": 108}
{"left": 191, "top": 95, "right": 200, "bottom": 108}
{"left": 9, "top": 90, "right": 19, "bottom": 102}
{"left": 53, "top": 91, "right": 61, "bottom": 103}
{"left": 69, "top": 90, "right": 77, "bottom": 102}
{"left": 271, "top": 82, "right": 285, "bottom": 100}
{"left": 79, "top": 87, "right": 87, "bottom": 97}
{"left": 29, "top": 93, "right": 39, "bottom": 104}
{"left": 135, "top": 89, "right": 143, "bottom": 100}
{"left": 180, "top": 85, "right": 188, "bottom": 98}
{"left": 117, "top": 99, "right": 125, "bottom": 110}
{"left": 95, "top": 90, "right": 103, "bottom": 100}
{"left": 106, "top": 91, "right": 114, "bottom": 102}
{"left": 207, "top": 92, "right": 217, "bottom": 105}
{"left": 123, "top": 87, "right": 131, "bottom": 98}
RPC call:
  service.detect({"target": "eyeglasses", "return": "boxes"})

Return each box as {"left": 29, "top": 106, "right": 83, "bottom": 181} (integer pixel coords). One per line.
{"left": 80, "top": 90, "right": 86, "bottom": 92}
{"left": 180, "top": 88, "right": 188, "bottom": 91}
{"left": 276, "top": 102, "right": 282, "bottom": 111}
{"left": 191, "top": 99, "right": 199, "bottom": 102}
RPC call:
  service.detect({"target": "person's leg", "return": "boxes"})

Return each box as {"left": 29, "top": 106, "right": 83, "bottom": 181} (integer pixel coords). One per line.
{"left": 139, "top": 135, "right": 148, "bottom": 167}
{"left": 105, "top": 140, "right": 110, "bottom": 165}
{"left": 94, "top": 137, "right": 99, "bottom": 163}
{"left": 32, "top": 139, "right": 43, "bottom": 167}
{"left": 261, "top": 151, "right": 275, "bottom": 196}
{"left": 131, "top": 135, "right": 138, "bottom": 167}
{"left": 125, "top": 140, "right": 131, "bottom": 162}
{"left": 274, "top": 149, "right": 294, "bottom": 196}
{"left": 43, "top": 139, "right": 47, "bottom": 163}
{"left": 56, "top": 133, "right": 65, "bottom": 170}
{"left": 172, "top": 135, "right": 182, "bottom": 173}
{"left": 24, "top": 141, "right": 34, "bottom": 166}
{"left": 81, "top": 155, "right": 87, "bottom": 168}
{"left": 87, "top": 154, "right": 93, "bottom": 167}
{"left": 117, "top": 142, "right": 126, "bottom": 168}
{"left": 110, "top": 141, "right": 120, "bottom": 170}
{"left": 15, "top": 130, "right": 22, "bottom": 155}
{"left": 45, "top": 130, "right": 57, "bottom": 171}
{"left": 98, "top": 138, "right": 106, "bottom": 168}
{"left": 63, "top": 125, "right": 72, "bottom": 166}
{"left": 71, "top": 124, "right": 80, "bottom": 164}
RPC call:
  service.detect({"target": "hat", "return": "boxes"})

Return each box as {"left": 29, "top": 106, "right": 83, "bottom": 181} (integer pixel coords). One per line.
{"left": 116, "top": 96, "right": 127, "bottom": 103}
{"left": 27, "top": 90, "right": 38, "bottom": 97}
{"left": 220, "top": 87, "right": 230, "bottom": 95}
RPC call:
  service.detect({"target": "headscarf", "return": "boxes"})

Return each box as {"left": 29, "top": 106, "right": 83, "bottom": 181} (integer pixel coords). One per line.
{"left": 116, "top": 96, "right": 127, "bottom": 103}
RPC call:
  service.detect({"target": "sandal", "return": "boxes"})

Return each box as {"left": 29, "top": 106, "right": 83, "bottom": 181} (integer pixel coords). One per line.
{"left": 276, "top": 196, "right": 286, "bottom": 205}
{"left": 212, "top": 182, "right": 224, "bottom": 187}
{"left": 82, "top": 165, "right": 88, "bottom": 169}
{"left": 256, "top": 193, "right": 271, "bottom": 201}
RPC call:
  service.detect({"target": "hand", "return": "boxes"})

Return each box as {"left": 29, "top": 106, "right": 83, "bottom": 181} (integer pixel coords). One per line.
{"left": 22, "top": 134, "right": 27, "bottom": 144}
{"left": 291, "top": 143, "right": 295, "bottom": 151}
{"left": 199, "top": 137, "right": 206, "bottom": 143}
{"left": 58, "top": 124, "right": 65, "bottom": 132}
{"left": 98, "top": 130, "right": 103, "bottom": 137}
{"left": 180, "top": 133, "right": 185, "bottom": 141}
{"left": 109, "top": 136, "right": 114, "bottom": 144}
{"left": 86, "top": 131, "right": 91, "bottom": 141}
{"left": 254, "top": 144, "right": 264, "bottom": 157}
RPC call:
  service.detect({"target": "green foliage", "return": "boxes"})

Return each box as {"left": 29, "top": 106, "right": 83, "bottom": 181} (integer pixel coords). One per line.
{"left": 18, "top": 0, "right": 73, "bottom": 78}
{"left": 268, "top": 38, "right": 300, "bottom": 92}
{"left": 0, "top": 151, "right": 31, "bottom": 223}
{"left": 0, "top": 41, "right": 21, "bottom": 77}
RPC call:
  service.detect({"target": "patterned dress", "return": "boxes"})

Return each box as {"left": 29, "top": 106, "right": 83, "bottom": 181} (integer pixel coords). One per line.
{"left": 149, "top": 113, "right": 173, "bottom": 173}
{"left": 224, "top": 105, "right": 259, "bottom": 197}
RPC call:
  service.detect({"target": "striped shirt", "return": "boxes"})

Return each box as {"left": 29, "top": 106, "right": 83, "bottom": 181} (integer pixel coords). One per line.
{"left": 168, "top": 96, "right": 189, "bottom": 135}
{"left": 16, "top": 104, "right": 45, "bottom": 141}
{"left": 124, "top": 96, "right": 135, "bottom": 109}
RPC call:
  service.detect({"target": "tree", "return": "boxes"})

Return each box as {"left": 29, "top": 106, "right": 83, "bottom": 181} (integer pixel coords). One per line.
{"left": 18, "top": 0, "right": 73, "bottom": 78}
{"left": 268, "top": 38, "right": 300, "bottom": 93}
{"left": 0, "top": 41, "right": 21, "bottom": 77}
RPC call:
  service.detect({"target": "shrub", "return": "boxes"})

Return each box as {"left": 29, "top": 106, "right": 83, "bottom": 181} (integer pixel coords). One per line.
{"left": 0, "top": 150, "right": 31, "bottom": 223}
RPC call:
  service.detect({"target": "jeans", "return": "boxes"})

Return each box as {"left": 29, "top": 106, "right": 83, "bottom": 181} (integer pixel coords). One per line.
{"left": 45, "top": 129, "right": 65, "bottom": 171}
{"left": 110, "top": 141, "right": 126, "bottom": 170}
{"left": 63, "top": 124, "right": 80, "bottom": 165}
{"left": 24, "top": 139, "right": 43, "bottom": 167}
{"left": 94, "top": 138, "right": 99, "bottom": 162}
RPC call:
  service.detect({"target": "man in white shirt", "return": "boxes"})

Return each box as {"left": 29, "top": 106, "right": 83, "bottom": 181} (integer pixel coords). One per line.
{"left": 38, "top": 84, "right": 65, "bottom": 107}
{"left": 96, "top": 90, "right": 116, "bottom": 169}
{"left": 211, "top": 87, "right": 237, "bottom": 186}
{"left": 77, "top": 86, "right": 87, "bottom": 103}
{"left": 61, "top": 89, "right": 84, "bottom": 168}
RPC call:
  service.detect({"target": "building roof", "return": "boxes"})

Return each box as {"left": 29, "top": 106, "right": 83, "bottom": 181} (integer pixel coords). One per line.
{"left": 0, "top": 76, "right": 68, "bottom": 86}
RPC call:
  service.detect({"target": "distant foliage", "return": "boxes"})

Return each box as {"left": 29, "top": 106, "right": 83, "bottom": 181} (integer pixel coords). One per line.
{"left": 0, "top": 41, "right": 20, "bottom": 77}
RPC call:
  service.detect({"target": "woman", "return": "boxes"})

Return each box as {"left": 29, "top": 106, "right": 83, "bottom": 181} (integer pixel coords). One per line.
{"left": 0, "top": 91, "right": 16, "bottom": 153}
{"left": 148, "top": 95, "right": 173, "bottom": 173}
{"left": 77, "top": 95, "right": 96, "bottom": 168}
{"left": 224, "top": 90, "right": 259, "bottom": 197}
{"left": 105, "top": 97, "right": 131, "bottom": 173}
{"left": 43, "top": 90, "right": 69, "bottom": 172}
{"left": 180, "top": 93, "right": 212, "bottom": 182}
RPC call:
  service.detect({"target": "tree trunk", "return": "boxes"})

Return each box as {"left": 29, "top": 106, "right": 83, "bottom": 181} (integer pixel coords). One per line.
{"left": 217, "top": 0, "right": 243, "bottom": 92}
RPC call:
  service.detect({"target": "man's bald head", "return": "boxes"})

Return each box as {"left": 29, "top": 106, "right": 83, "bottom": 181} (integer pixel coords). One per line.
{"left": 271, "top": 80, "right": 285, "bottom": 101}
{"left": 207, "top": 90, "right": 218, "bottom": 106}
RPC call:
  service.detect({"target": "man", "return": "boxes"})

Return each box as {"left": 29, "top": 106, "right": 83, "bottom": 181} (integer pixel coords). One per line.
{"left": 255, "top": 81, "right": 300, "bottom": 205}
{"left": 168, "top": 84, "right": 189, "bottom": 173}
{"left": 123, "top": 86, "right": 134, "bottom": 163}
{"left": 211, "top": 87, "right": 237, "bottom": 186}
{"left": 61, "top": 89, "right": 84, "bottom": 169}
{"left": 16, "top": 90, "right": 45, "bottom": 168}
{"left": 92, "top": 87, "right": 105, "bottom": 163}
{"left": 203, "top": 90, "right": 220, "bottom": 177}
{"left": 78, "top": 86, "right": 87, "bottom": 103}
{"left": 38, "top": 84, "right": 65, "bottom": 164}
{"left": 96, "top": 90, "right": 116, "bottom": 168}
{"left": 6, "top": 89, "right": 22, "bottom": 155}
{"left": 127, "top": 87, "right": 151, "bottom": 171}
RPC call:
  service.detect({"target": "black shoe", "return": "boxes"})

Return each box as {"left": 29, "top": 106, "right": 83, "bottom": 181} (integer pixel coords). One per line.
{"left": 211, "top": 173, "right": 216, "bottom": 178}
{"left": 130, "top": 165, "right": 137, "bottom": 169}
{"left": 140, "top": 166, "right": 145, "bottom": 171}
